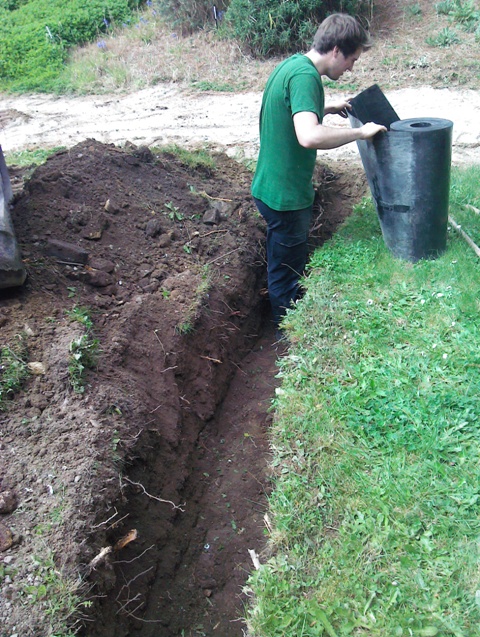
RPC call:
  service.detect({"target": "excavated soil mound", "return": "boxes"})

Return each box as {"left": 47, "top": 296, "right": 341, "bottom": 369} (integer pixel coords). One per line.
{"left": 0, "top": 141, "right": 365, "bottom": 636}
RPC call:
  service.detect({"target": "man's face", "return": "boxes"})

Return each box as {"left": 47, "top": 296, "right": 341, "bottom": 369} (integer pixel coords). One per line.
{"left": 327, "top": 46, "right": 362, "bottom": 80}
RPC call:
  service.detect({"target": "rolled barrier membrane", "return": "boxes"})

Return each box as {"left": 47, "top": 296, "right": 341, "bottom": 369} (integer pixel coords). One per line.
{"left": 349, "top": 86, "right": 453, "bottom": 262}
{"left": 0, "top": 145, "right": 26, "bottom": 289}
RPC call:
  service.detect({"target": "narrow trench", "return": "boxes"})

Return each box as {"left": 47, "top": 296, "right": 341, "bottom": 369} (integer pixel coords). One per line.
{"left": 83, "top": 314, "right": 280, "bottom": 637}
{"left": 80, "top": 167, "right": 353, "bottom": 637}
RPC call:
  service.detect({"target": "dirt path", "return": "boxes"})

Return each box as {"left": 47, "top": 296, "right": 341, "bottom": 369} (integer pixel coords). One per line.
{"left": 1, "top": 85, "right": 479, "bottom": 164}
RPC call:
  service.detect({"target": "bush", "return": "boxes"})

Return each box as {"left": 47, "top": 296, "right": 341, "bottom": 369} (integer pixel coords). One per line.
{"left": 223, "top": 0, "right": 370, "bottom": 57}
{"left": 0, "top": 0, "right": 146, "bottom": 91}
{"left": 154, "top": 0, "right": 229, "bottom": 34}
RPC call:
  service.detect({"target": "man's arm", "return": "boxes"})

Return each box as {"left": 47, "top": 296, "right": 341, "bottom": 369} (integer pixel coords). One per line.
{"left": 293, "top": 111, "right": 386, "bottom": 150}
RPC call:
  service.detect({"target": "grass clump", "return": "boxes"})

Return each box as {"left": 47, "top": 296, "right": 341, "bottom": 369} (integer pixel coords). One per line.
{"left": 0, "top": 339, "right": 29, "bottom": 410}
{"left": 246, "top": 165, "right": 480, "bottom": 636}
{"left": 426, "top": 26, "right": 461, "bottom": 46}
{"left": 66, "top": 306, "right": 99, "bottom": 393}
{"left": 158, "top": 144, "right": 217, "bottom": 172}
{"left": 4, "top": 147, "right": 65, "bottom": 167}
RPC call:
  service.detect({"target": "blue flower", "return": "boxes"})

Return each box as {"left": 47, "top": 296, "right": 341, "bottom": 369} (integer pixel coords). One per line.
{"left": 97, "top": 40, "right": 107, "bottom": 49}
{"left": 103, "top": 18, "right": 110, "bottom": 27}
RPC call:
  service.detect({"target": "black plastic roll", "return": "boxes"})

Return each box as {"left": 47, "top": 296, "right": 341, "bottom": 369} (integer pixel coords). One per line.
{"left": 349, "top": 87, "right": 453, "bottom": 262}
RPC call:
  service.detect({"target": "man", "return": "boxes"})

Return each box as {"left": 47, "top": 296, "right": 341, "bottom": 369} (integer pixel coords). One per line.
{"left": 252, "top": 13, "right": 386, "bottom": 335}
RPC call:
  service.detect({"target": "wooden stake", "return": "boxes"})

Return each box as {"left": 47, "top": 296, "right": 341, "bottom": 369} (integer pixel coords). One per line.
{"left": 449, "top": 216, "right": 480, "bottom": 258}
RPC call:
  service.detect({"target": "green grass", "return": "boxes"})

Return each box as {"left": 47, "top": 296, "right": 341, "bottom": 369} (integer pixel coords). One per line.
{"left": 0, "top": 339, "right": 30, "bottom": 410}
{"left": 246, "top": 165, "right": 480, "bottom": 637}
{"left": 4, "top": 147, "right": 64, "bottom": 167}
{"left": 157, "top": 144, "right": 217, "bottom": 172}
{"left": 65, "top": 306, "right": 99, "bottom": 393}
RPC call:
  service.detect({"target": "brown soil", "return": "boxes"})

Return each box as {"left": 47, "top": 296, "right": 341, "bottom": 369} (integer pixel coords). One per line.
{"left": 0, "top": 139, "right": 365, "bottom": 637}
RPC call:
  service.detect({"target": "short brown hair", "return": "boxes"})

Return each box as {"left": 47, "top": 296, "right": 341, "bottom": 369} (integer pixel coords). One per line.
{"left": 312, "top": 13, "right": 372, "bottom": 57}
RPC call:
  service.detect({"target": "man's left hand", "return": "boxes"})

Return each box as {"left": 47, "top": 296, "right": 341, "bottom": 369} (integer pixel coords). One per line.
{"left": 325, "top": 99, "right": 352, "bottom": 118}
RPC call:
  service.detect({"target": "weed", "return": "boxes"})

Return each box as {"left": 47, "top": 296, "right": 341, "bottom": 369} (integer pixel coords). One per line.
{"left": 0, "top": 339, "right": 29, "bottom": 410}
{"left": 164, "top": 201, "right": 184, "bottom": 221}
{"left": 405, "top": 3, "right": 423, "bottom": 17}
{"left": 66, "top": 306, "right": 98, "bottom": 393}
{"left": 426, "top": 26, "right": 461, "bottom": 45}
{"left": 68, "top": 334, "right": 99, "bottom": 394}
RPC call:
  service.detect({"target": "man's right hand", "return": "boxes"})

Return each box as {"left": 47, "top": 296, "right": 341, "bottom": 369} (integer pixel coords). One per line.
{"left": 359, "top": 122, "right": 387, "bottom": 139}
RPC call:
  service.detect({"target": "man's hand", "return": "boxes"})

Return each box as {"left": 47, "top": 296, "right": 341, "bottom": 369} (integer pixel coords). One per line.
{"left": 358, "top": 122, "right": 387, "bottom": 139}
{"left": 324, "top": 99, "right": 352, "bottom": 118}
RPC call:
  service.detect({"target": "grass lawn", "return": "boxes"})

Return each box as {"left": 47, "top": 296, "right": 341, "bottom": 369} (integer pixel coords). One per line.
{"left": 246, "top": 165, "right": 480, "bottom": 637}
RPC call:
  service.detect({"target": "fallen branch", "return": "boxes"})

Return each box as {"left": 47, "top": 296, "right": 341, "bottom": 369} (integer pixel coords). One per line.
{"left": 449, "top": 215, "right": 480, "bottom": 258}
{"left": 122, "top": 476, "right": 185, "bottom": 512}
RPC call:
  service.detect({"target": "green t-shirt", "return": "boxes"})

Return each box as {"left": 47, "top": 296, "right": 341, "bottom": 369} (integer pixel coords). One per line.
{"left": 251, "top": 54, "right": 325, "bottom": 211}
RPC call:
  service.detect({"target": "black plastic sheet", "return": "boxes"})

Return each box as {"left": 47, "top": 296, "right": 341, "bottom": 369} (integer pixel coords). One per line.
{"left": 349, "top": 85, "right": 453, "bottom": 262}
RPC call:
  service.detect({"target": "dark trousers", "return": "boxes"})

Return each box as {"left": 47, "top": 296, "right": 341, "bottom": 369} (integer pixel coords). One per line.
{"left": 254, "top": 197, "right": 312, "bottom": 326}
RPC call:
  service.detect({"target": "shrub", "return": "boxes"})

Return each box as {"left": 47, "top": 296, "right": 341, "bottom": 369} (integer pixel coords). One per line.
{"left": 0, "top": 0, "right": 146, "bottom": 91}
{"left": 223, "top": 0, "right": 370, "bottom": 57}
{"left": 154, "top": 0, "right": 229, "bottom": 34}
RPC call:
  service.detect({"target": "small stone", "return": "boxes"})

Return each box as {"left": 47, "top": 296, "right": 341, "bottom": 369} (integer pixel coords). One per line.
{"left": 203, "top": 208, "right": 221, "bottom": 226}
{"left": 27, "top": 362, "right": 46, "bottom": 375}
{"left": 0, "top": 522, "right": 13, "bottom": 552}
{"left": 0, "top": 491, "right": 17, "bottom": 514}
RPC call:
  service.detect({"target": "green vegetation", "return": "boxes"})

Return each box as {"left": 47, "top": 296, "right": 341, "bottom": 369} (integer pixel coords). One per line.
{"left": 66, "top": 306, "right": 99, "bottom": 393}
{"left": 246, "top": 166, "right": 480, "bottom": 636}
{"left": 429, "top": 0, "right": 480, "bottom": 46}
{"left": 22, "top": 551, "right": 84, "bottom": 637}
{"left": 158, "top": 144, "right": 217, "bottom": 173}
{"left": 0, "top": 0, "right": 145, "bottom": 91}
{"left": 426, "top": 26, "right": 461, "bottom": 46}
{"left": 154, "top": 0, "right": 227, "bottom": 33}
{"left": 223, "top": 0, "right": 371, "bottom": 57}
{"left": 0, "top": 338, "right": 29, "bottom": 410}
{"left": 4, "top": 147, "right": 64, "bottom": 167}
{"left": 174, "top": 265, "right": 212, "bottom": 335}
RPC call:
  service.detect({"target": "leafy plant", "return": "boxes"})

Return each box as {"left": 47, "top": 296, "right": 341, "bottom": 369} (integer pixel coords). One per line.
{"left": 164, "top": 200, "right": 184, "bottom": 221}
{"left": 405, "top": 2, "right": 422, "bottom": 18}
{"left": 426, "top": 26, "right": 461, "bottom": 45}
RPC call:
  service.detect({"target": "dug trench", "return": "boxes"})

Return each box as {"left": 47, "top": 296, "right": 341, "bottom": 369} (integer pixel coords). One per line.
{"left": 0, "top": 141, "right": 366, "bottom": 636}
